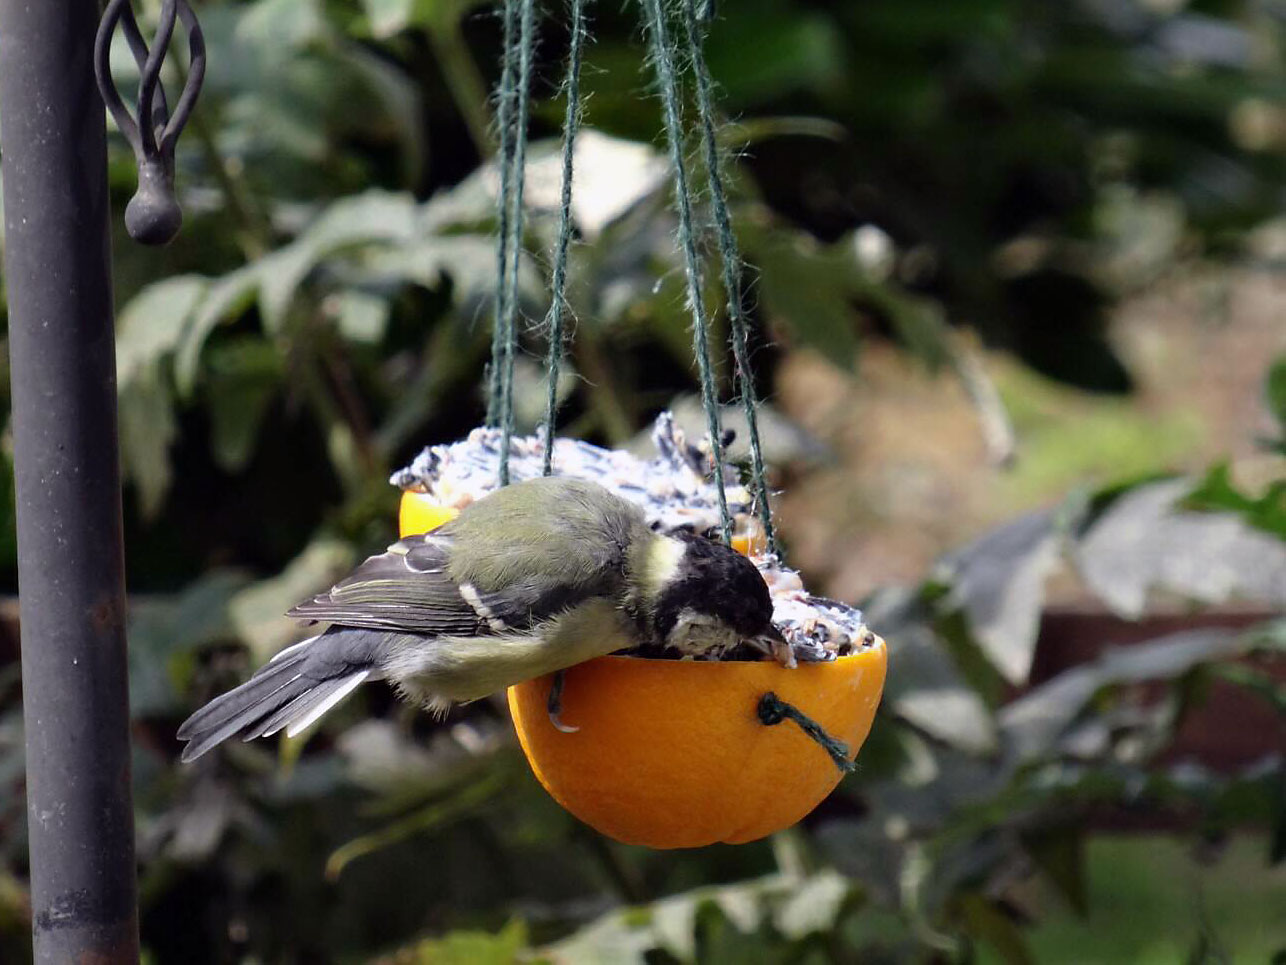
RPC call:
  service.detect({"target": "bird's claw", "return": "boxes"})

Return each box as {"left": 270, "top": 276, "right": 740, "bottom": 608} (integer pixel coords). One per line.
{"left": 547, "top": 670, "right": 579, "bottom": 733}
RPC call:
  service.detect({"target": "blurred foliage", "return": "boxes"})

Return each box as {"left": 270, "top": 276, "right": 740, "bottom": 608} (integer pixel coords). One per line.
{"left": 0, "top": 0, "right": 1283, "bottom": 961}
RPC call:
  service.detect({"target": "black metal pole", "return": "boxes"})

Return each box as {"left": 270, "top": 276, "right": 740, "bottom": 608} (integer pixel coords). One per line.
{"left": 0, "top": 0, "right": 139, "bottom": 962}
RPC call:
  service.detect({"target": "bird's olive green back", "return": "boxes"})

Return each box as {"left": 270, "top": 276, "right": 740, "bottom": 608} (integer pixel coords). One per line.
{"left": 441, "top": 478, "right": 652, "bottom": 596}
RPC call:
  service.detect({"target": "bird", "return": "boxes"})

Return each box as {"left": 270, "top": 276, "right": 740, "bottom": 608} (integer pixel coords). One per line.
{"left": 177, "top": 476, "right": 787, "bottom": 761}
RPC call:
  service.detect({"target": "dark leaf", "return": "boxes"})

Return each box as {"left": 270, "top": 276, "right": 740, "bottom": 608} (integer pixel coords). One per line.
{"left": 999, "top": 629, "right": 1250, "bottom": 762}
{"left": 1266, "top": 356, "right": 1286, "bottom": 433}
{"left": 204, "top": 339, "right": 284, "bottom": 472}
{"left": 1022, "top": 827, "right": 1088, "bottom": 917}
{"left": 957, "top": 893, "right": 1036, "bottom": 965}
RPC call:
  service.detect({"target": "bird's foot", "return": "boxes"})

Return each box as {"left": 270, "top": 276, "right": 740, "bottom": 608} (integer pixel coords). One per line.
{"left": 547, "top": 670, "right": 578, "bottom": 733}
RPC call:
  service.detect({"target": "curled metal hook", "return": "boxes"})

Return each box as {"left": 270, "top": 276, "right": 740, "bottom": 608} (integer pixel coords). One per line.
{"left": 94, "top": 0, "right": 205, "bottom": 245}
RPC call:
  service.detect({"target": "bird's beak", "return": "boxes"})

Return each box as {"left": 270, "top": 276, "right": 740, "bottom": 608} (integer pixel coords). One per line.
{"left": 750, "top": 624, "right": 796, "bottom": 669}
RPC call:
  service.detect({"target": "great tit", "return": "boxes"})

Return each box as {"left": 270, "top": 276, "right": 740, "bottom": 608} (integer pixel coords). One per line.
{"left": 178, "top": 476, "right": 785, "bottom": 761}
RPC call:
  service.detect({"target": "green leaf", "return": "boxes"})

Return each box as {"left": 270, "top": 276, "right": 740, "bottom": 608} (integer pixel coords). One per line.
{"left": 330, "top": 289, "right": 390, "bottom": 344}
{"left": 1185, "top": 463, "right": 1286, "bottom": 541}
{"left": 339, "top": 39, "right": 426, "bottom": 187}
{"left": 174, "top": 266, "right": 261, "bottom": 397}
{"left": 1266, "top": 356, "right": 1286, "bottom": 431}
{"left": 128, "top": 571, "right": 251, "bottom": 717}
{"left": 864, "top": 591, "right": 997, "bottom": 754}
{"left": 360, "top": 0, "right": 417, "bottom": 38}
{"left": 114, "top": 275, "right": 208, "bottom": 515}
{"left": 118, "top": 366, "right": 178, "bottom": 519}
{"left": 257, "top": 190, "right": 418, "bottom": 332}
{"left": 1023, "top": 828, "right": 1088, "bottom": 917}
{"left": 229, "top": 536, "right": 357, "bottom": 660}
{"left": 234, "top": 0, "right": 325, "bottom": 49}
{"left": 748, "top": 231, "right": 861, "bottom": 365}
{"left": 393, "top": 919, "right": 528, "bottom": 965}
{"left": 938, "top": 509, "right": 1063, "bottom": 686}
{"left": 958, "top": 893, "right": 1035, "bottom": 965}
{"left": 116, "top": 275, "right": 208, "bottom": 387}
{"left": 203, "top": 339, "right": 284, "bottom": 472}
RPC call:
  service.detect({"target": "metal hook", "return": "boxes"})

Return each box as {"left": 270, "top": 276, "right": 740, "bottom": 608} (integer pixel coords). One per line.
{"left": 94, "top": 0, "right": 205, "bottom": 246}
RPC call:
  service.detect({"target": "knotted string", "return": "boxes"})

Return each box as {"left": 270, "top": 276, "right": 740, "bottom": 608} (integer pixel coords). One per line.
{"left": 677, "top": 0, "right": 777, "bottom": 556}
{"left": 489, "top": 0, "right": 781, "bottom": 553}
{"left": 758, "top": 693, "right": 856, "bottom": 774}
{"left": 640, "top": 0, "right": 732, "bottom": 545}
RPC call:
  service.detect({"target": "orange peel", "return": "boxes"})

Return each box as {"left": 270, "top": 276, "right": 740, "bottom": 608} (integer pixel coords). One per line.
{"left": 398, "top": 488, "right": 888, "bottom": 849}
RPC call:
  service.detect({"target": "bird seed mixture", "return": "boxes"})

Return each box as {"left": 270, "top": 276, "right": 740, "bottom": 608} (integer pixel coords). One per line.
{"left": 391, "top": 413, "right": 880, "bottom": 664}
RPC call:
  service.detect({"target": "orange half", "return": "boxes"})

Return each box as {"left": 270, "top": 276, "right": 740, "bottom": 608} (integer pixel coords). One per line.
{"left": 399, "top": 488, "right": 888, "bottom": 848}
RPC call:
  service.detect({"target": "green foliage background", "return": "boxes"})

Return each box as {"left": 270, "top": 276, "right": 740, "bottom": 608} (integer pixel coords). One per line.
{"left": 0, "top": 0, "right": 1284, "bottom": 961}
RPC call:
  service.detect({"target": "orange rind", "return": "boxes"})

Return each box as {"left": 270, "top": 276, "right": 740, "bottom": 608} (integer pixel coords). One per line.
{"left": 398, "top": 488, "right": 887, "bottom": 849}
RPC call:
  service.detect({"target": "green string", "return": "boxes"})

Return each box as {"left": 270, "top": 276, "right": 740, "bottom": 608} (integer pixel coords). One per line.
{"left": 499, "top": 0, "right": 537, "bottom": 485}
{"left": 542, "top": 0, "right": 590, "bottom": 478}
{"left": 677, "top": 0, "right": 777, "bottom": 556}
{"left": 758, "top": 693, "right": 856, "bottom": 774}
{"left": 490, "top": 0, "right": 537, "bottom": 486}
{"left": 487, "top": 0, "right": 519, "bottom": 430}
{"left": 640, "top": 0, "right": 732, "bottom": 545}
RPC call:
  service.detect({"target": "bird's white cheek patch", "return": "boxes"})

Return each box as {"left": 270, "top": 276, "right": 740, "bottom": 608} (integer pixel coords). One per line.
{"left": 459, "top": 582, "right": 509, "bottom": 633}
{"left": 643, "top": 536, "right": 686, "bottom": 596}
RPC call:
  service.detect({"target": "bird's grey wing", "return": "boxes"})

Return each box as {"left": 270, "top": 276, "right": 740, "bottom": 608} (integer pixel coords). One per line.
{"left": 287, "top": 533, "right": 609, "bottom": 636}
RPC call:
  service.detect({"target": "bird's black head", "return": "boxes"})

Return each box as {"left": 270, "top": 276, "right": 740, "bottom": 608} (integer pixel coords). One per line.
{"left": 650, "top": 531, "right": 779, "bottom": 656}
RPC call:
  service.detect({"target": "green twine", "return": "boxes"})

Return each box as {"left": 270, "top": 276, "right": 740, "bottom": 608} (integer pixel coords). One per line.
{"left": 757, "top": 693, "right": 856, "bottom": 775}
{"left": 542, "top": 0, "right": 590, "bottom": 478}
{"left": 490, "top": 0, "right": 538, "bottom": 486}
{"left": 487, "top": 0, "right": 519, "bottom": 430}
{"left": 677, "top": 0, "right": 777, "bottom": 556}
{"left": 640, "top": 0, "right": 732, "bottom": 545}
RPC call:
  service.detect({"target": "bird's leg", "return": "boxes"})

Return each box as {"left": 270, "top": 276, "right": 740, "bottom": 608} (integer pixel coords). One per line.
{"left": 547, "top": 670, "right": 578, "bottom": 733}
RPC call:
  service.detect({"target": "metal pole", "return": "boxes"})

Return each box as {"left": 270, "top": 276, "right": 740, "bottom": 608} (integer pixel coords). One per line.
{"left": 0, "top": 0, "right": 139, "bottom": 961}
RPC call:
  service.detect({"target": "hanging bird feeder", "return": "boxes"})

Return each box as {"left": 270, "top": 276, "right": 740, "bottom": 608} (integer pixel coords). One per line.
{"left": 395, "top": 422, "right": 887, "bottom": 849}
{"left": 392, "top": 0, "right": 887, "bottom": 848}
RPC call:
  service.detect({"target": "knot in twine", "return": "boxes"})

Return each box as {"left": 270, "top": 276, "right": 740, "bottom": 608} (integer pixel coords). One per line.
{"left": 757, "top": 692, "right": 856, "bottom": 775}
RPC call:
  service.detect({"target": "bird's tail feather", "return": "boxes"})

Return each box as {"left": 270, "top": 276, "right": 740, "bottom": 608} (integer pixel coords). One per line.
{"left": 240, "top": 669, "right": 371, "bottom": 743}
{"left": 178, "top": 633, "right": 373, "bottom": 762}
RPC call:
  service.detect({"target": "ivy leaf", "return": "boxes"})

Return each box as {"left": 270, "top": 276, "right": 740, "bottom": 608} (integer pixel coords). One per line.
{"left": 388, "top": 919, "right": 528, "bottom": 965}
{"left": 115, "top": 276, "right": 207, "bottom": 516}
{"left": 203, "top": 339, "right": 284, "bottom": 472}
{"left": 958, "top": 893, "right": 1036, "bottom": 965}
{"left": 229, "top": 536, "right": 357, "bottom": 661}
{"left": 999, "top": 628, "right": 1250, "bottom": 762}
{"left": 359, "top": 0, "right": 417, "bottom": 38}
{"left": 1264, "top": 355, "right": 1286, "bottom": 453}
{"left": 1267, "top": 356, "right": 1286, "bottom": 429}
{"left": 329, "top": 289, "right": 390, "bottom": 345}
{"left": 257, "top": 190, "right": 417, "bottom": 332}
{"left": 1185, "top": 463, "right": 1286, "bottom": 541}
{"left": 174, "top": 266, "right": 260, "bottom": 398}
{"left": 938, "top": 509, "right": 1063, "bottom": 685}
{"left": 1077, "top": 478, "right": 1286, "bottom": 618}
{"left": 866, "top": 591, "right": 996, "bottom": 753}
{"left": 749, "top": 230, "right": 861, "bottom": 365}
{"left": 128, "top": 570, "right": 251, "bottom": 717}
{"left": 1022, "top": 827, "right": 1089, "bottom": 917}
{"left": 116, "top": 275, "right": 208, "bottom": 387}
{"left": 118, "top": 368, "right": 178, "bottom": 520}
